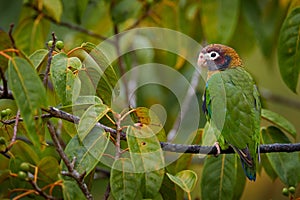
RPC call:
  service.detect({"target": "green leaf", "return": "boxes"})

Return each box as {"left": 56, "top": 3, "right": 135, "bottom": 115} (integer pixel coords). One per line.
{"left": 111, "top": 0, "right": 142, "bottom": 24}
{"left": 37, "top": 156, "right": 60, "bottom": 183}
{"left": 43, "top": 0, "right": 63, "bottom": 22}
{"left": 261, "top": 126, "right": 300, "bottom": 186}
{"left": 29, "top": 49, "right": 48, "bottom": 70}
{"left": 14, "top": 15, "right": 50, "bottom": 53}
{"left": 278, "top": 6, "right": 300, "bottom": 92}
{"left": 166, "top": 170, "right": 197, "bottom": 193}
{"left": 0, "top": 30, "right": 12, "bottom": 71}
{"left": 10, "top": 141, "right": 40, "bottom": 165}
{"left": 200, "top": 0, "right": 239, "bottom": 44}
{"left": 160, "top": 175, "right": 184, "bottom": 200}
{"left": 127, "top": 126, "right": 165, "bottom": 198}
{"left": 62, "top": 180, "right": 86, "bottom": 200}
{"left": 78, "top": 42, "right": 119, "bottom": 105}
{"left": 261, "top": 109, "right": 296, "bottom": 138}
{"left": 78, "top": 104, "right": 109, "bottom": 140}
{"left": 261, "top": 154, "right": 278, "bottom": 181}
{"left": 50, "top": 53, "right": 82, "bottom": 105}
{"left": 8, "top": 57, "right": 47, "bottom": 146}
{"left": 110, "top": 158, "right": 139, "bottom": 200}
{"left": 201, "top": 154, "right": 245, "bottom": 200}
{"left": 63, "top": 132, "right": 110, "bottom": 176}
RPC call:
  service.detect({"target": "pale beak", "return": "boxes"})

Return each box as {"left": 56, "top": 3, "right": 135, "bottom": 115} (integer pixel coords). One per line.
{"left": 197, "top": 52, "right": 207, "bottom": 67}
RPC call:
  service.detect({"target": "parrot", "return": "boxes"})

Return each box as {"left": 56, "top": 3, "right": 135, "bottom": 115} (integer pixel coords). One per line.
{"left": 198, "top": 44, "right": 261, "bottom": 181}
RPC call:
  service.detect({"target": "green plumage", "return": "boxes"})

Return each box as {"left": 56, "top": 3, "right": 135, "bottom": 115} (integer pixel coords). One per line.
{"left": 205, "top": 67, "right": 261, "bottom": 181}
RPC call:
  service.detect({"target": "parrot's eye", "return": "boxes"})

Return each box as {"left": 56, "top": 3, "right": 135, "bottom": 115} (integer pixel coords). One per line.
{"left": 208, "top": 51, "right": 220, "bottom": 60}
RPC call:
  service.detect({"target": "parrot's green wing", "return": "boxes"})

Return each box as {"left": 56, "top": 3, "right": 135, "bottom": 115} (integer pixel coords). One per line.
{"left": 204, "top": 67, "right": 261, "bottom": 181}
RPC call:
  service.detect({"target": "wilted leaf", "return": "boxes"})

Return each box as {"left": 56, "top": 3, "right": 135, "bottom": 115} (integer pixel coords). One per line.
{"left": 261, "top": 126, "right": 300, "bottom": 186}
{"left": 278, "top": 6, "right": 300, "bottom": 92}
{"left": 8, "top": 57, "right": 47, "bottom": 146}
{"left": 110, "top": 158, "right": 139, "bottom": 200}
{"left": 261, "top": 109, "right": 296, "bottom": 138}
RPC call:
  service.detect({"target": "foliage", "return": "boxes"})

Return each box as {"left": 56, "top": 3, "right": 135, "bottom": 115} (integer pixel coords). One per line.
{"left": 0, "top": 0, "right": 299, "bottom": 199}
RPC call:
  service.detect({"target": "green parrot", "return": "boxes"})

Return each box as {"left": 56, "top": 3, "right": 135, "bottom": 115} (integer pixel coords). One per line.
{"left": 198, "top": 44, "right": 261, "bottom": 181}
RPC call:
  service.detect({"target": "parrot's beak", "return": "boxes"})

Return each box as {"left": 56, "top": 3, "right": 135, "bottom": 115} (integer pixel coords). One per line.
{"left": 197, "top": 52, "right": 207, "bottom": 68}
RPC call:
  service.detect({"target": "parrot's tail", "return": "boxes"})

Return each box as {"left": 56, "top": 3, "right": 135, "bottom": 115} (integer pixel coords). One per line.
{"left": 240, "top": 159, "right": 256, "bottom": 181}
{"left": 231, "top": 146, "right": 256, "bottom": 181}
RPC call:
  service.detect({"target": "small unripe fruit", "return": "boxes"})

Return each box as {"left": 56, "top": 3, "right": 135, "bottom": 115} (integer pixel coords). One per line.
{"left": 1, "top": 110, "right": 8, "bottom": 117}
{"left": 5, "top": 108, "right": 11, "bottom": 115}
{"left": 282, "top": 187, "right": 289, "bottom": 196}
{"left": 56, "top": 40, "right": 64, "bottom": 50}
{"left": 20, "top": 162, "right": 30, "bottom": 172}
{"left": 47, "top": 40, "right": 54, "bottom": 48}
{"left": 0, "top": 137, "right": 6, "bottom": 145}
{"left": 17, "top": 171, "right": 27, "bottom": 180}
{"left": 289, "top": 186, "right": 296, "bottom": 194}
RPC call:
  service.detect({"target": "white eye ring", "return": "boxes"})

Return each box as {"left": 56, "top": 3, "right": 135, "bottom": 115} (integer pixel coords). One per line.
{"left": 208, "top": 51, "right": 220, "bottom": 60}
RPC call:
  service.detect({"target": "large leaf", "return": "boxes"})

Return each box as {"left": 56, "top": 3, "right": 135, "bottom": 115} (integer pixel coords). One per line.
{"left": 166, "top": 170, "right": 197, "bottom": 193}
{"left": 62, "top": 180, "right": 86, "bottom": 200}
{"left": 127, "top": 126, "right": 165, "bottom": 198}
{"left": 13, "top": 12, "right": 50, "bottom": 53}
{"left": 261, "top": 109, "right": 296, "bottom": 138}
{"left": 0, "top": 30, "right": 12, "bottom": 71}
{"left": 42, "top": 0, "right": 63, "bottom": 22}
{"left": 242, "top": 0, "right": 288, "bottom": 57}
{"left": 63, "top": 132, "right": 110, "bottom": 176}
{"left": 50, "top": 53, "right": 82, "bottom": 105}
{"left": 201, "top": 154, "right": 245, "bottom": 200}
{"left": 37, "top": 156, "right": 60, "bottom": 183}
{"left": 261, "top": 126, "right": 300, "bottom": 186}
{"left": 278, "top": 6, "right": 300, "bottom": 92}
{"left": 111, "top": 0, "right": 142, "bottom": 24}
{"left": 8, "top": 57, "right": 47, "bottom": 146}
{"left": 110, "top": 158, "right": 139, "bottom": 200}
{"left": 70, "top": 42, "right": 119, "bottom": 106}
{"left": 200, "top": 0, "right": 239, "bottom": 44}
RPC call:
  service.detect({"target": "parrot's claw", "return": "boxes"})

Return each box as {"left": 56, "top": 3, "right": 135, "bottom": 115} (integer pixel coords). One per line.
{"left": 214, "top": 142, "right": 221, "bottom": 157}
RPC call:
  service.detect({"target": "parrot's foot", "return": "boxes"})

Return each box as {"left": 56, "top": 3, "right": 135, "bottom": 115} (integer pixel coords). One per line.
{"left": 213, "top": 142, "right": 221, "bottom": 157}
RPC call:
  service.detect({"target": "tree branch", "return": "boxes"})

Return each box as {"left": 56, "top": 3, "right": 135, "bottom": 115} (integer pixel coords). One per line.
{"left": 47, "top": 121, "right": 93, "bottom": 200}
{"left": 2, "top": 107, "right": 300, "bottom": 156}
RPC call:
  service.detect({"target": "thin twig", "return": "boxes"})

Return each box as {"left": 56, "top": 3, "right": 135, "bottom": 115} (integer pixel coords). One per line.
{"left": 8, "top": 23, "right": 17, "bottom": 50}
{"left": 0, "top": 68, "right": 8, "bottom": 98}
{"left": 167, "top": 69, "right": 200, "bottom": 141}
{"left": 43, "top": 32, "right": 56, "bottom": 86}
{"left": 26, "top": 3, "right": 109, "bottom": 42}
{"left": 47, "top": 121, "right": 93, "bottom": 200}
{"left": 125, "top": 4, "right": 152, "bottom": 31}
{"left": 260, "top": 88, "right": 300, "bottom": 110}
{"left": 29, "top": 180, "right": 56, "bottom": 200}
{"left": 113, "top": 25, "right": 130, "bottom": 104}
{"left": 0, "top": 86, "right": 13, "bottom": 99}
{"left": 103, "top": 181, "right": 111, "bottom": 200}
{"left": 11, "top": 110, "right": 20, "bottom": 144}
